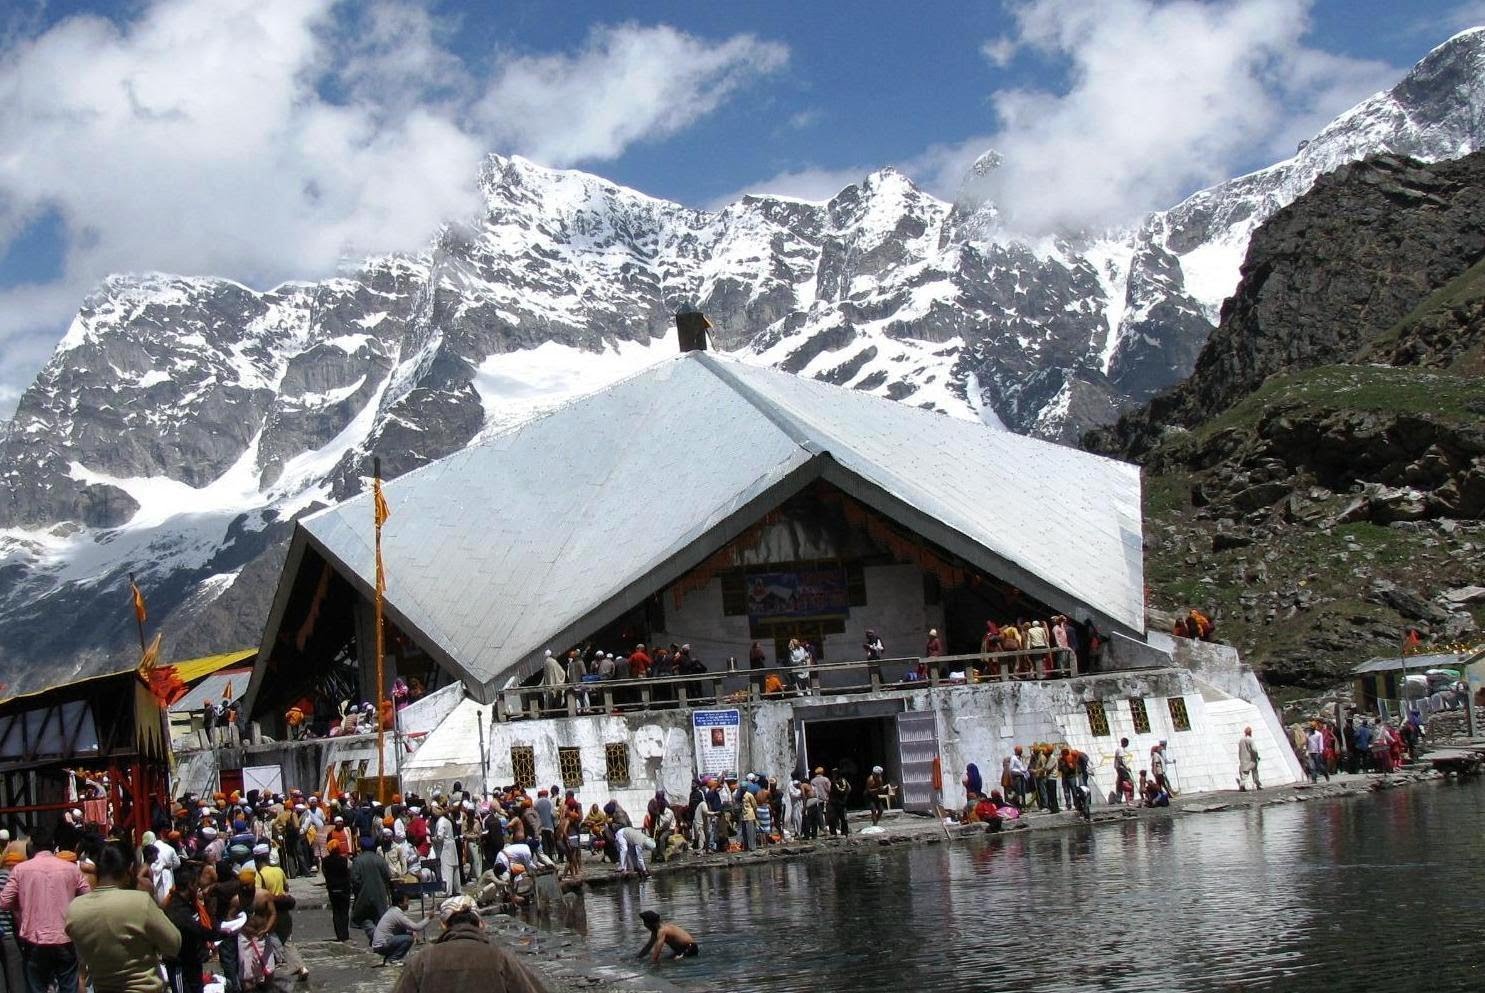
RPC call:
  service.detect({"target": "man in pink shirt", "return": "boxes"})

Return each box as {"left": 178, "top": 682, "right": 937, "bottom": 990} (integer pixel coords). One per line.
{"left": 0, "top": 822, "right": 90, "bottom": 993}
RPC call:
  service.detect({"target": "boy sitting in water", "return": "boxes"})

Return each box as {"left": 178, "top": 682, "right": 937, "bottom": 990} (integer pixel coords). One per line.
{"left": 636, "top": 910, "right": 699, "bottom": 962}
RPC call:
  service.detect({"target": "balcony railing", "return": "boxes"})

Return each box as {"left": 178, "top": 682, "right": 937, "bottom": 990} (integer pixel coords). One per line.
{"left": 495, "top": 647, "right": 1079, "bottom": 722}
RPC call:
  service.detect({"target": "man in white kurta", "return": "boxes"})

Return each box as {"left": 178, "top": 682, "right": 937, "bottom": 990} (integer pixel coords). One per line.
{"left": 432, "top": 807, "right": 459, "bottom": 896}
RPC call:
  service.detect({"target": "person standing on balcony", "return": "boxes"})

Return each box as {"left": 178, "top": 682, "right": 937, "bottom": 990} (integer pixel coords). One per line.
{"left": 924, "top": 629, "right": 943, "bottom": 659}
{"left": 1001, "top": 622, "right": 1025, "bottom": 677}
{"left": 1050, "top": 616, "right": 1071, "bottom": 675}
{"left": 1025, "top": 620, "right": 1051, "bottom": 678}
{"left": 628, "top": 644, "right": 652, "bottom": 679}
{"left": 863, "top": 630, "right": 884, "bottom": 661}
{"left": 788, "top": 639, "right": 811, "bottom": 695}
{"left": 541, "top": 651, "right": 566, "bottom": 710}
{"left": 979, "top": 622, "right": 1002, "bottom": 678}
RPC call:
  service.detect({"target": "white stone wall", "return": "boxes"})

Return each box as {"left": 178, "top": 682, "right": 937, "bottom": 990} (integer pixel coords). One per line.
{"left": 391, "top": 665, "right": 1300, "bottom": 816}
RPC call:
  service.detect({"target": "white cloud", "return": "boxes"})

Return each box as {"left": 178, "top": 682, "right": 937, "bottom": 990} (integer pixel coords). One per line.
{"left": 475, "top": 25, "right": 787, "bottom": 166}
{"left": 965, "top": 0, "right": 1398, "bottom": 235}
{"left": 709, "top": 164, "right": 870, "bottom": 208}
{"left": 1443, "top": 1, "right": 1485, "bottom": 34}
{"left": 980, "top": 37, "right": 1017, "bottom": 68}
{"left": 0, "top": 1, "right": 788, "bottom": 415}
{"left": 786, "top": 108, "right": 822, "bottom": 130}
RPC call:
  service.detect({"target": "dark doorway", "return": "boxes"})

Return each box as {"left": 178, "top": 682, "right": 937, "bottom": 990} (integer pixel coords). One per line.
{"left": 802, "top": 716, "right": 900, "bottom": 808}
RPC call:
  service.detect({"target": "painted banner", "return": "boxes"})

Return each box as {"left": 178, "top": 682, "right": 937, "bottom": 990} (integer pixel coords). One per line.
{"left": 692, "top": 709, "right": 741, "bottom": 778}
{"left": 745, "top": 568, "right": 848, "bottom": 622}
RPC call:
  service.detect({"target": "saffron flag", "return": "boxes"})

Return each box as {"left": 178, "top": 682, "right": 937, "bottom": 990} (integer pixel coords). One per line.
{"left": 136, "top": 633, "right": 188, "bottom": 707}
{"left": 137, "top": 632, "right": 162, "bottom": 674}
{"left": 373, "top": 476, "right": 389, "bottom": 595}
{"left": 373, "top": 477, "right": 390, "bottom": 528}
{"left": 130, "top": 579, "right": 148, "bottom": 625}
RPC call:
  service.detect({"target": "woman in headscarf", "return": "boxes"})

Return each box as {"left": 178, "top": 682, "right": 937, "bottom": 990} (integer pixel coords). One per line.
{"left": 582, "top": 804, "right": 608, "bottom": 861}
{"left": 963, "top": 763, "right": 983, "bottom": 803}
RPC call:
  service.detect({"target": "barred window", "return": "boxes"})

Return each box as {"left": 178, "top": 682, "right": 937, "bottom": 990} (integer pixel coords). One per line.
{"left": 1167, "top": 696, "right": 1192, "bottom": 732}
{"left": 604, "top": 742, "right": 631, "bottom": 786}
{"left": 558, "top": 746, "right": 583, "bottom": 788}
{"left": 1129, "top": 697, "right": 1151, "bottom": 735}
{"left": 510, "top": 745, "right": 536, "bottom": 788}
{"left": 1085, "top": 701, "right": 1111, "bottom": 737}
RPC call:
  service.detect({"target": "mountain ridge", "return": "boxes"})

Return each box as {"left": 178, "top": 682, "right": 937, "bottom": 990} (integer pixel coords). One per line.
{"left": 4, "top": 27, "right": 1485, "bottom": 682}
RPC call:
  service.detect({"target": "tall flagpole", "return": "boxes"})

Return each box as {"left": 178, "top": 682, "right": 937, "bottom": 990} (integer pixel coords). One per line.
{"left": 373, "top": 457, "right": 388, "bottom": 799}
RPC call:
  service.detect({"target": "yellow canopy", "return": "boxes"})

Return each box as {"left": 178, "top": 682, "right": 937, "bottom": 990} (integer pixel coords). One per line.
{"left": 168, "top": 648, "right": 256, "bottom": 683}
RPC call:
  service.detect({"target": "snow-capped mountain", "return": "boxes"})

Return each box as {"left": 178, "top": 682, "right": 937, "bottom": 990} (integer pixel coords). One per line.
{"left": 2, "top": 28, "right": 1484, "bottom": 685}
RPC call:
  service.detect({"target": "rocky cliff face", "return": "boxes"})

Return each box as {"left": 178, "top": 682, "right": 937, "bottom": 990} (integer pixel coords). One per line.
{"left": 3, "top": 29, "right": 1485, "bottom": 683}
{"left": 1093, "top": 150, "right": 1485, "bottom": 689}
{"left": 1091, "top": 152, "right": 1485, "bottom": 460}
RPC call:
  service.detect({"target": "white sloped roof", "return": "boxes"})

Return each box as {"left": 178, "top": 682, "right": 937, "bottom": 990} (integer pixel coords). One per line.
{"left": 297, "top": 352, "right": 1142, "bottom": 700}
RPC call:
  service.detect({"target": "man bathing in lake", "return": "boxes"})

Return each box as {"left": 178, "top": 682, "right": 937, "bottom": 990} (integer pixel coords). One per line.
{"left": 635, "top": 910, "right": 699, "bottom": 962}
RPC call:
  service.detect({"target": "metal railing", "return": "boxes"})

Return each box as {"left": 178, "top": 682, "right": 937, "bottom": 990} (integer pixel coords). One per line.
{"left": 495, "top": 647, "right": 1078, "bottom": 722}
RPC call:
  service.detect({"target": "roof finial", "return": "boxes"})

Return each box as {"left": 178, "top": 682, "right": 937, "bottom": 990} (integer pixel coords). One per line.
{"left": 675, "top": 304, "right": 711, "bottom": 353}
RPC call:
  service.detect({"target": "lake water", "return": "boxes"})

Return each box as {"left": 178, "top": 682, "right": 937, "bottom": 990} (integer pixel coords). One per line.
{"left": 575, "top": 782, "right": 1485, "bottom": 992}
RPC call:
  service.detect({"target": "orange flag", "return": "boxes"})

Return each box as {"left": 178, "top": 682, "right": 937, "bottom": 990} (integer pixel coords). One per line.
{"left": 374, "top": 477, "right": 390, "bottom": 528}
{"left": 373, "top": 477, "right": 390, "bottom": 595}
{"left": 136, "top": 632, "right": 162, "bottom": 674}
{"left": 130, "top": 579, "right": 148, "bottom": 625}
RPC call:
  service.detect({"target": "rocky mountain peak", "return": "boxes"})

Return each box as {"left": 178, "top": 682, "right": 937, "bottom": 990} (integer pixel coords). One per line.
{"left": 4, "top": 27, "right": 1485, "bottom": 683}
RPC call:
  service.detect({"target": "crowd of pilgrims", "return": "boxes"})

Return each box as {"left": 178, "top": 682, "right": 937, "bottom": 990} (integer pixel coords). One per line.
{"left": 0, "top": 798, "right": 553, "bottom": 993}
{"left": 953, "top": 737, "right": 1178, "bottom": 825}
{"left": 1294, "top": 713, "right": 1423, "bottom": 782}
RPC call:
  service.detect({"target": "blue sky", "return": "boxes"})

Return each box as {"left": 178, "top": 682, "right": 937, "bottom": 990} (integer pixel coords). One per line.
{"left": 0, "top": 0, "right": 1474, "bottom": 413}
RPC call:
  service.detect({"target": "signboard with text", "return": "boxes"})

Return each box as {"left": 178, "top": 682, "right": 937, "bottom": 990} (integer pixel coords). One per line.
{"left": 692, "top": 709, "right": 741, "bottom": 778}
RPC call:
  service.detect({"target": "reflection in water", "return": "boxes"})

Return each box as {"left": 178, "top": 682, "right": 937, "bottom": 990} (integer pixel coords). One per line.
{"left": 570, "top": 782, "right": 1485, "bottom": 991}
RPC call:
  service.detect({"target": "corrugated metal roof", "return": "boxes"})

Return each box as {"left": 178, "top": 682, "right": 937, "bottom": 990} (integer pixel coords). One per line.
{"left": 170, "top": 666, "right": 253, "bottom": 713}
{"left": 299, "top": 352, "right": 1144, "bottom": 697}
{"left": 1353, "top": 652, "right": 1463, "bottom": 675}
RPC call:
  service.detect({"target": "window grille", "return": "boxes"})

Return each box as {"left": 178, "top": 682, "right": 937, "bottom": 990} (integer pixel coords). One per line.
{"left": 510, "top": 745, "right": 536, "bottom": 788}
{"left": 1129, "top": 697, "right": 1151, "bottom": 735}
{"left": 1167, "top": 696, "right": 1192, "bottom": 732}
{"left": 558, "top": 747, "right": 583, "bottom": 787}
{"left": 1085, "top": 701, "right": 1111, "bottom": 737}
{"left": 604, "top": 742, "right": 631, "bottom": 786}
